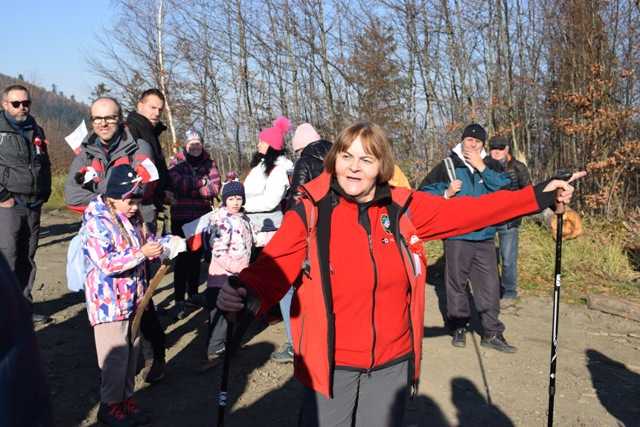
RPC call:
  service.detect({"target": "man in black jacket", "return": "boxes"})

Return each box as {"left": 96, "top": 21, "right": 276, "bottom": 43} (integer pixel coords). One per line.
{"left": 488, "top": 136, "right": 531, "bottom": 306}
{"left": 125, "top": 89, "right": 170, "bottom": 383}
{"left": 126, "top": 88, "right": 170, "bottom": 230}
{"left": 0, "top": 85, "right": 52, "bottom": 324}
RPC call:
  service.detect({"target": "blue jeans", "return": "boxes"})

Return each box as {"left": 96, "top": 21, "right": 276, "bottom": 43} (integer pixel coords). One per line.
{"left": 279, "top": 287, "right": 294, "bottom": 345}
{"left": 496, "top": 225, "right": 519, "bottom": 299}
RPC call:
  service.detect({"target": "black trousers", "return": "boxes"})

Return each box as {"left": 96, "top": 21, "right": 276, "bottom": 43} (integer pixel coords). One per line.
{"left": 444, "top": 239, "right": 505, "bottom": 335}
{"left": 0, "top": 205, "right": 41, "bottom": 302}
{"left": 171, "top": 220, "right": 201, "bottom": 301}
{"left": 140, "top": 301, "right": 165, "bottom": 360}
{"left": 205, "top": 287, "right": 228, "bottom": 355}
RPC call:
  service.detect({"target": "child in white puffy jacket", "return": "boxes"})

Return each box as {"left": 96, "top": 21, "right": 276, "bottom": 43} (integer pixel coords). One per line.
{"left": 201, "top": 180, "right": 267, "bottom": 369}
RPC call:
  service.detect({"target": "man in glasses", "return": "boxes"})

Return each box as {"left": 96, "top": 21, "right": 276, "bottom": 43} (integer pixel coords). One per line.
{"left": 64, "top": 97, "right": 153, "bottom": 211}
{"left": 0, "top": 84, "right": 52, "bottom": 324}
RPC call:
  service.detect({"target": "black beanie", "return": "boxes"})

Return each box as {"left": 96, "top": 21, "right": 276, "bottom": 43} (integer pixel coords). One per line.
{"left": 488, "top": 135, "right": 509, "bottom": 150}
{"left": 461, "top": 124, "right": 487, "bottom": 144}
{"left": 104, "top": 165, "right": 143, "bottom": 199}
{"left": 222, "top": 180, "right": 245, "bottom": 206}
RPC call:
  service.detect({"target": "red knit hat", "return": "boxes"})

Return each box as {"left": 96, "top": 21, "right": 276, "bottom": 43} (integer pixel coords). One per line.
{"left": 259, "top": 116, "right": 291, "bottom": 150}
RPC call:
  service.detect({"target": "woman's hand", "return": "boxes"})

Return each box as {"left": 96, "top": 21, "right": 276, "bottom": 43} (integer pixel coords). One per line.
{"left": 217, "top": 281, "right": 247, "bottom": 313}
{"left": 141, "top": 242, "right": 163, "bottom": 259}
{"left": 542, "top": 171, "right": 587, "bottom": 205}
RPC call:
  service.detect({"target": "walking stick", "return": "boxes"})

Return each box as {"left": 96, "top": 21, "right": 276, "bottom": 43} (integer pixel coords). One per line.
{"left": 547, "top": 170, "right": 572, "bottom": 426}
{"left": 131, "top": 260, "right": 171, "bottom": 339}
{"left": 217, "top": 321, "right": 234, "bottom": 427}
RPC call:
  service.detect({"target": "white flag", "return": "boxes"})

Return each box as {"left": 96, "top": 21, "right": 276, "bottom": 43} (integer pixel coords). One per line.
{"left": 64, "top": 120, "right": 88, "bottom": 154}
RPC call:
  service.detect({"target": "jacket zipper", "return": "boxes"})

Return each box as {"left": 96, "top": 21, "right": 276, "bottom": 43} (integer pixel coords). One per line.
{"left": 367, "top": 232, "right": 378, "bottom": 372}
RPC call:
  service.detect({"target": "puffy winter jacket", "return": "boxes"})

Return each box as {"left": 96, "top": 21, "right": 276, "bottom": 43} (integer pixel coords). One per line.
{"left": 236, "top": 172, "right": 553, "bottom": 398}
{"left": 0, "top": 111, "right": 51, "bottom": 205}
{"left": 168, "top": 150, "right": 221, "bottom": 223}
{"left": 64, "top": 128, "right": 153, "bottom": 211}
{"left": 82, "top": 195, "right": 148, "bottom": 326}
{"left": 207, "top": 207, "right": 255, "bottom": 288}
{"left": 243, "top": 155, "right": 293, "bottom": 233}
{"left": 420, "top": 144, "right": 511, "bottom": 240}
{"left": 285, "top": 139, "right": 332, "bottom": 210}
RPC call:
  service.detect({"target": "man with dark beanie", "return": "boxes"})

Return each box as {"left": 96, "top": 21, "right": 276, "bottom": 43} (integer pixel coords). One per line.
{"left": 0, "top": 84, "right": 52, "bottom": 324}
{"left": 421, "top": 123, "right": 518, "bottom": 353}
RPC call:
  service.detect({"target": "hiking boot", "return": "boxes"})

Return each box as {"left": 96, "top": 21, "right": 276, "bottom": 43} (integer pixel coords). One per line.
{"left": 481, "top": 333, "right": 518, "bottom": 353}
{"left": 174, "top": 301, "right": 186, "bottom": 320}
{"left": 32, "top": 313, "right": 52, "bottom": 324}
{"left": 122, "top": 398, "right": 151, "bottom": 426}
{"left": 451, "top": 328, "right": 466, "bottom": 348}
{"left": 500, "top": 297, "right": 518, "bottom": 310}
{"left": 97, "top": 402, "right": 135, "bottom": 427}
{"left": 198, "top": 346, "right": 226, "bottom": 372}
{"left": 270, "top": 343, "right": 294, "bottom": 363}
{"left": 144, "top": 358, "right": 166, "bottom": 383}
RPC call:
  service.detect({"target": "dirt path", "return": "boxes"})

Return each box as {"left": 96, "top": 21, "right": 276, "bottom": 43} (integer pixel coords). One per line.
{"left": 33, "top": 211, "right": 640, "bottom": 426}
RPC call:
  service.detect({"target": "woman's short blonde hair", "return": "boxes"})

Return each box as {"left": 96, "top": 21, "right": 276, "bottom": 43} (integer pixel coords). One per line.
{"left": 324, "top": 122, "right": 395, "bottom": 183}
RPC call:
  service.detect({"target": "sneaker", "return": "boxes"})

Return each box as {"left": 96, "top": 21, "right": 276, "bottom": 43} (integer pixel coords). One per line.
{"left": 270, "top": 343, "right": 294, "bottom": 363}
{"left": 122, "top": 398, "right": 151, "bottom": 426}
{"left": 144, "top": 357, "right": 165, "bottom": 383}
{"left": 186, "top": 294, "right": 205, "bottom": 308}
{"left": 481, "top": 333, "right": 518, "bottom": 353}
{"left": 451, "top": 328, "right": 466, "bottom": 348}
{"left": 97, "top": 402, "right": 136, "bottom": 427}
{"left": 174, "top": 301, "right": 186, "bottom": 320}
{"left": 32, "top": 313, "right": 52, "bottom": 324}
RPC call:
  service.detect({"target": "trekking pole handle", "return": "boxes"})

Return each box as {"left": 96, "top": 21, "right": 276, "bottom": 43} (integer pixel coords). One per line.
{"left": 552, "top": 170, "right": 572, "bottom": 215}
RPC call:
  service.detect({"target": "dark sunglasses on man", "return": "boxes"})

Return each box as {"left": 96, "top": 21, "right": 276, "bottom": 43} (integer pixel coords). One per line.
{"left": 10, "top": 100, "right": 31, "bottom": 108}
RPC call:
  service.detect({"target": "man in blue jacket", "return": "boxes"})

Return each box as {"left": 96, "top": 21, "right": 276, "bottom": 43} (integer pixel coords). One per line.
{"left": 421, "top": 124, "right": 517, "bottom": 353}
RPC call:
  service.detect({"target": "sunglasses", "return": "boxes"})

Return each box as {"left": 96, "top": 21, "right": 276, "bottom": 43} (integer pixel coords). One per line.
{"left": 10, "top": 100, "right": 31, "bottom": 108}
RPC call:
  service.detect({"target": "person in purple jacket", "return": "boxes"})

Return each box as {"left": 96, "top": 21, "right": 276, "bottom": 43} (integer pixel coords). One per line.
{"left": 168, "top": 129, "right": 221, "bottom": 319}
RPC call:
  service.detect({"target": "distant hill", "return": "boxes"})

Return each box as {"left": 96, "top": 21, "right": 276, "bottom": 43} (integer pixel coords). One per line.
{"left": 0, "top": 73, "right": 88, "bottom": 173}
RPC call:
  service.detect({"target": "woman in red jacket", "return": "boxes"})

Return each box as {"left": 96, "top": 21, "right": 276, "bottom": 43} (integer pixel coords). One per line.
{"left": 218, "top": 122, "right": 582, "bottom": 427}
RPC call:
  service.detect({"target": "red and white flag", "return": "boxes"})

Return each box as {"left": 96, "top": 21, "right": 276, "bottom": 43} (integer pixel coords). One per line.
{"left": 65, "top": 121, "right": 88, "bottom": 155}
{"left": 136, "top": 158, "right": 159, "bottom": 183}
{"left": 182, "top": 211, "right": 215, "bottom": 251}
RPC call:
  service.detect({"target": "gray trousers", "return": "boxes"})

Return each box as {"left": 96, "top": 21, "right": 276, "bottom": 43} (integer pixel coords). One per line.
{"left": 0, "top": 205, "right": 41, "bottom": 302}
{"left": 444, "top": 239, "right": 504, "bottom": 335}
{"left": 299, "top": 360, "right": 409, "bottom": 427}
{"left": 94, "top": 320, "right": 140, "bottom": 404}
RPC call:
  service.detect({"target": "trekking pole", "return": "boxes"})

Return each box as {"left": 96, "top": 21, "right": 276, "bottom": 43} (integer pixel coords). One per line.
{"left": 217, "top": 321, "right": 234, "bottom": 427}
{"left": 547, "top": 170, "right": 572, "bottom": 426}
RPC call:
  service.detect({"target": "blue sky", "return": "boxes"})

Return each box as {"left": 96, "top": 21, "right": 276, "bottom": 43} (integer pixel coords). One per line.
{"left": 1, "top": 0, "right": 116, "bottom": 103}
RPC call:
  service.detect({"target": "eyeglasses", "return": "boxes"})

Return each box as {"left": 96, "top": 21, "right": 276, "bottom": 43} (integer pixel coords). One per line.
{"left": 10, "top": 100, "right": 31, "bottom": 108}
{"left": 91, "top": 115, "right": 119, "bottom": 125}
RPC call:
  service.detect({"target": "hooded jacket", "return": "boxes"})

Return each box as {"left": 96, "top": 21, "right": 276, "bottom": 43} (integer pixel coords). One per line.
{"left": 0, "top": 111, "right": 51, "bottom": 205}
{"left": 64, "top": 128, "right": 153, "bottom": 211}
{"left": 236, "top": 172, "right": 553, "bottom": 398}
{"left": 420, "top": 144, "right": 511, "bottom": 240}
{"left": 285, "top": 139, "right": 332, "bottom": 210}
{"left": 82, "top": 195, "right": 148, "bottom": 326}
{"left": 126, "top": 112, "right": 169, "bottom": 208}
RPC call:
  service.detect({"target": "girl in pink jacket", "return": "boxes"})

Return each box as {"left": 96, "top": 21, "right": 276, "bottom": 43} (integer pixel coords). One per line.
{"left": 201, "top": 180, "right": 267, "bottom": 369}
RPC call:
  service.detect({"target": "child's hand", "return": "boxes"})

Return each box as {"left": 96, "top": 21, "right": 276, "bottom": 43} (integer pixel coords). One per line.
{"left": 141, "top": 242, "right": 163, "bottom": 259}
